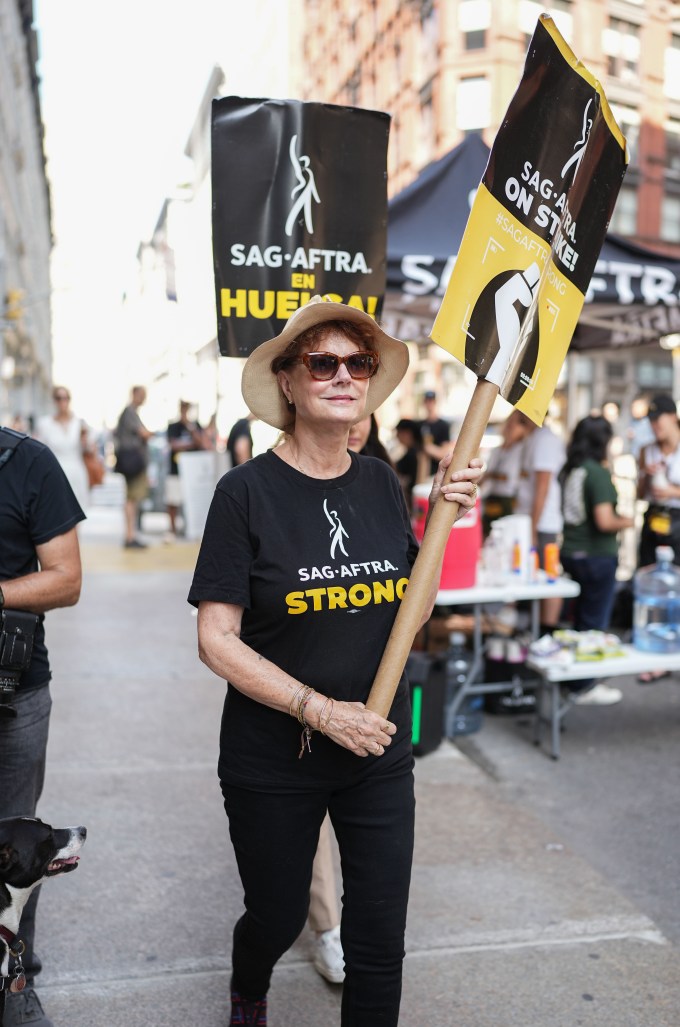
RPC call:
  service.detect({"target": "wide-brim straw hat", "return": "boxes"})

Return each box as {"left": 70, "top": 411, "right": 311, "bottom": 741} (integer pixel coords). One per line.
{"left": 241, "top": 295, "right": 410, "bottom": 430}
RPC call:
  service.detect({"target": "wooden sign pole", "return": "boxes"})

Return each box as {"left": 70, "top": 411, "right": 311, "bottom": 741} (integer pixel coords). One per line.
{"left": 366, "top": 377, "right": 499, "bottom": 718}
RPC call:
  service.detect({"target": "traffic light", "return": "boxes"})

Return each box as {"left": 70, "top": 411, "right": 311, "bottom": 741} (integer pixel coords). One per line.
{"left": 4, "top": 289, "right": 24, "bottom": 321}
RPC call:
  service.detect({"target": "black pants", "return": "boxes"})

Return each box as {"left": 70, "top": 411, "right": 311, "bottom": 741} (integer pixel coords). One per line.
{"left": 222, "top": 763, "right": 415, "bottom": 1026}
{"left": 0, "top": 685, "right": 52, "bottom": 984}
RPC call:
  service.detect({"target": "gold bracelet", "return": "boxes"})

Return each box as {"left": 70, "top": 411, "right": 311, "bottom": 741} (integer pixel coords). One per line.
{"left": 289, "top": 684, "right": 306, "bottom": 719}
{"left": 318, "top": 696, "right": 331, "bottom": 734}
{"left": 320, "top": 698, "right": 335, "bottom": 735}
{"left": 297, "top": 685, "right": 315, "bottom": 726}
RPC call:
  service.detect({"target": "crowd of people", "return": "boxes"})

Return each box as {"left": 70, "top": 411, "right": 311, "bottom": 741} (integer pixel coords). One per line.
{"left": 2, "top": 291, "right": 678, "bottom": 1026}
{"left": 478, "top": 394, "right": 680, "bottom": 701}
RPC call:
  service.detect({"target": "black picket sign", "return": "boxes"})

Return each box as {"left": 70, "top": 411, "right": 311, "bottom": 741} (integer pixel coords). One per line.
{"left": 211, "top": 97, "right": 391, "bottom": 357}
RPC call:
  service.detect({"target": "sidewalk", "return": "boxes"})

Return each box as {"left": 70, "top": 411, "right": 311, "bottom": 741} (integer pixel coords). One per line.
{"left": 29, "top": 511, "right": 680, "bottom": 1026}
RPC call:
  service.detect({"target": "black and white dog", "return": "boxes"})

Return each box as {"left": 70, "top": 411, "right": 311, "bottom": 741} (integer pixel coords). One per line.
{"left": 0, "top": 817, "right": 86, "bottom": 1025}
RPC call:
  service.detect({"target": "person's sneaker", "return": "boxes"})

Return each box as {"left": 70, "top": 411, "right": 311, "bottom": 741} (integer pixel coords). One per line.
{"left": 124, "top": 539, "right": 147, "bottom": 549}
{"left": 230, "top": 989, "right": 267, "bottom": 1025}
{"left": 570, "top": 683, "right": 623, "bottom": 706}
{"left": 313, "top": 925, "right": 345, "bottom": 984}
{"left": 4, "top": 988, "right": 54, "bottom": 1026}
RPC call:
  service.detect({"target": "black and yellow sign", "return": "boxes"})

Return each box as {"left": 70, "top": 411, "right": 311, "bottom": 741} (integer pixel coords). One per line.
{"left": 211, "top": 98, "right": 390, "bottom": 357}
{"left": 431, "top": 15, "right": 628, "bottom": 424}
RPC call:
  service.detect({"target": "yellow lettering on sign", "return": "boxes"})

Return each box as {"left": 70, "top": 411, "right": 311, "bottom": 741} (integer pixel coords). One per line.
{"left": 219, "top": 290, "right": 381, "bottom": 322}
{"left": 291, "top": 273, "right": 316, "bottom": 289}
{"left": 277, "top": 291, "right": 302, "bottom": 319}
{"left": 220, "top": 289, "right": 247, "bottom": 317}
{"left": 247, "top": 291, "right": 276, "bottom": 318}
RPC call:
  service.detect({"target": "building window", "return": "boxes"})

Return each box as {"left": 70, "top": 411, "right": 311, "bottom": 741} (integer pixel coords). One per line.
{"left": 604, "top": 17, "right": 640, "bottom": 84}
{"left": 661, "top": 194, "right": 680, "bottom": 244}
{"left": 609, "top": 185, "right": 638, "bottom": 236}
{"left": 464, "top": 29, "right": 486, "bottom": 50}
{"left": 460, "top": 0, "right": 491, "bottom": 39}
{"left": 456, "top": 76, "right": 490, "bottom": 132}
{"left": 610, "top": 104, "right": 640, "bottom": 166}
{"left": 638, "top": 360, "right": 673, "bottom": 390}
{"left": 666, "top": 34, "right": 680, "bottom": 102}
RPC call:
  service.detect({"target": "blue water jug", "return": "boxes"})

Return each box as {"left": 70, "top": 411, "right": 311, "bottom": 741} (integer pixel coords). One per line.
{"left": 443, "top": 632, "right": 483, "bottom": 737}
{"left": 633, "top": 545, "right": 680, "bottom": 653}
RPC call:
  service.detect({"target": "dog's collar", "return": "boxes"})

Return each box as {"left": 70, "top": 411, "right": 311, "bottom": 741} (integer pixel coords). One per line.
{"left": 0, "top": 925, "right": 15, "bottom": 947}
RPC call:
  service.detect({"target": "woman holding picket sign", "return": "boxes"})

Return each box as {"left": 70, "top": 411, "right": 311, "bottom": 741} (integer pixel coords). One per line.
{"left": 189, "top": 296, "right": 482, "bottom": 1026}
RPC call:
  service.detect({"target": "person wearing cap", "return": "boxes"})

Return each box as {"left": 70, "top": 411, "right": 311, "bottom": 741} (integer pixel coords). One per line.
{"left": 188, "top": 296, "right": 482, "bottom": 1026}
{"left": 420, "top": 390, "right": 451, "bottom": 476}
{"left": 637, "top": 393, "right": 680, "bottom": 568}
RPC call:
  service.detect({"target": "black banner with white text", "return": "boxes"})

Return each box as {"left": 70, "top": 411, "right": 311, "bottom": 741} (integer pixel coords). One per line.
{"left": 211, "top": 98, "right": 390, "bottom": 357}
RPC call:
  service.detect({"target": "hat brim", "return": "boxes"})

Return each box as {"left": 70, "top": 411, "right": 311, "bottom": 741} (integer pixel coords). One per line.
{"left": 241, "top": 298, "right": 410, "bottom": 430}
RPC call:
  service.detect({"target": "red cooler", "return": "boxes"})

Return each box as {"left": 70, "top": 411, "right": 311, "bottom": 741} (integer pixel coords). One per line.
{"left": 411, "top": 483, "right": 481, "bottom": 589}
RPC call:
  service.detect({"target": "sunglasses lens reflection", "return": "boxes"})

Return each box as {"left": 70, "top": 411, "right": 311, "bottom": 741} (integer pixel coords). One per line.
{"left": 307, "top": 354, "right": 340, "bottom": 379}
{"left": 304, "top": 352, "right": 378, "bottom": 380}
{"left": 346, "top": 354, "right": 376, "bottom": 377}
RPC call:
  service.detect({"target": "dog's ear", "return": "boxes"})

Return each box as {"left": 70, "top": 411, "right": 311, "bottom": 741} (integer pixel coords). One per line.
{"left": 0, "top": 843, "right": 16, "bottom": 871}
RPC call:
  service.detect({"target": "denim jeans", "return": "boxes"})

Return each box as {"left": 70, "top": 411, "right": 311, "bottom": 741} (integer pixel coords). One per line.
{"left": 222, "top": 762, "right": 415, "bottom": 1027}
{"left": 0, "top": 684, "right": 52, "bottom": 983}
{"left": 560, "top": 554, "right": 619, "bottom": 630}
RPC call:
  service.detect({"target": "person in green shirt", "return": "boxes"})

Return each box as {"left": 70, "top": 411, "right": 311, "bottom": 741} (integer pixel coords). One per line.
{"left": 560, "top": 415, "right": 634, "bottom": 631}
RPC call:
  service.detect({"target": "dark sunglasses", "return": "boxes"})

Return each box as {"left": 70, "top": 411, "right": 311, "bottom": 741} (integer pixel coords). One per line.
{"left": 291, "top": 351, "right": 380, "bottom": 381}
{"left": 54, "top": 393, "right": 70, "bottom": 401}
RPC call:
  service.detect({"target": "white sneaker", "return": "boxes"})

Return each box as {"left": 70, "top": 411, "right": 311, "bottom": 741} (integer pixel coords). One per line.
{"left": 313, "top": 925, "right": 345, "bottom": 984}
{"left": 571, "top": 683, "right": 623, "bottom": 706}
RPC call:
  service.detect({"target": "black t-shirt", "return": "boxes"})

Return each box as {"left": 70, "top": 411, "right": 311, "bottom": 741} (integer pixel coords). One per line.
{"left": 167, "top": 419, "right": 202, "bottom": 475}
{"left": 188, "top": 450, "right": 418, "bottom": 790}
{"left": 226, "top": 418, "right": 253, "bottom": 466}
{"left": 420, "top": 417, "right": 451, "bottom": 475}
{"left": 0, "top": 433, "right": 85, "bottom": 691}
{"left": 396, "top": 447, "right": 419, "bottom": 504}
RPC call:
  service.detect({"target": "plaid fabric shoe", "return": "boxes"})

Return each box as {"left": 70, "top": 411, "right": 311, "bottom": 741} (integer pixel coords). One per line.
{"left": 230, "top": 990, "right": 267, "bottom": 1026}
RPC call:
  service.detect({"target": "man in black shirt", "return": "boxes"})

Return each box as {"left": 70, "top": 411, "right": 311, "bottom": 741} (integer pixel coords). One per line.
{"left": 0, "top": 425, "right": 85, "bottom": 1027}
{"left": 420, "top": 390, "right": 451, "bottom": 476}
{"left": 165, "top": 401, "right": 204, "bottom": 537}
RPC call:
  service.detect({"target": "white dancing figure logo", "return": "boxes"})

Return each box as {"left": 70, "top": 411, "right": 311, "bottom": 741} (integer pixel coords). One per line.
{"left": 560, "top": 98, "right": 593, "bottom": 181}
{"left": 285, "top": 134, "right": 321, "bottom": 237}
{"left": 323, "top": 499, "right": 349, "bottom": 559}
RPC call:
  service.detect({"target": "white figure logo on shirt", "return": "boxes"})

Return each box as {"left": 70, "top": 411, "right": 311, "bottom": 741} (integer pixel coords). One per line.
{"left": 324, "top": 499, "right": 349, "bottom": 559}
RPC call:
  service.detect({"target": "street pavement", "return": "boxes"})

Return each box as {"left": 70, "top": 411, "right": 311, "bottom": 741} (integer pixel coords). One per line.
{"left": 29, "top": 507, "right": 680, "bottom": 1026}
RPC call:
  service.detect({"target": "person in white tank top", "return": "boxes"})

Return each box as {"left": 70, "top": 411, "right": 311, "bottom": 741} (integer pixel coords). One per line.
{"left": 35, "top": 386, "right": 91, "bottom": 511}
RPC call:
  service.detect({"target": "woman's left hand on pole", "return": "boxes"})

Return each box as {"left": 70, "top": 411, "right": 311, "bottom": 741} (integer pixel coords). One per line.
{"left": 310, "top": 696, "right": 396, "bottom": 758}
{"left": 428, "top": 454, "right": 485, "bottom": 518}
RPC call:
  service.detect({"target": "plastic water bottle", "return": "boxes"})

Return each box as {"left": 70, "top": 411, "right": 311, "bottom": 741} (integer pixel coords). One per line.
{"left": 633, "top": 545, "right": 680, "bottom": 652}
{"left": 443, "top": 632, "right": 483, "bottom": 737}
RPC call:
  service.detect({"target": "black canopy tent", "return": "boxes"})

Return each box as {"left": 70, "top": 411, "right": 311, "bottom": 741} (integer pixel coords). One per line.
{"left": 385, "top": 134, "right": 680, "bottom": 352}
